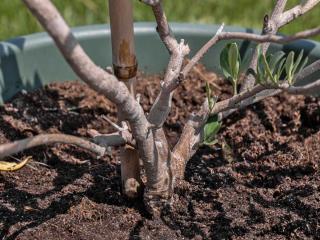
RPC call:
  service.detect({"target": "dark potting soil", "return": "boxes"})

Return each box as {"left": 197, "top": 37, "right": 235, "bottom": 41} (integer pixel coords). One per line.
{"left": 0, "top": 64, "right": 319, "bottom": 240}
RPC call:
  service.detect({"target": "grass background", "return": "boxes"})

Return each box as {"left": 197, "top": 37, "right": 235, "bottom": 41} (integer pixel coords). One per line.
{"left": 0, "top": 0, "right": 319, "bottom": 41}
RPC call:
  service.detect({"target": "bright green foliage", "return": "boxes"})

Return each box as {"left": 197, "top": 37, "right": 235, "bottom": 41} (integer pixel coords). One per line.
{"left": 285, "top": 50, "right": 308, "bottom": 85}
{"left": 255, "top": 45, "right": 308, "bottom": 86}
{"left": 203, "top": 115, "right": 221, "bottom": 146}
{"left": 220, "top": 43, "right": 241, "bottom": 95}
{"left": 256, "top": 46, "right": 287, "bottom": 86}
{"left": 203, "top": 83, "right": 220, "bottom": 145}
{"left": 220, "top": 42, "right": 308, "bottom": 89}
{"left": 205, "top": 82, "right": 217, "bottom": 112}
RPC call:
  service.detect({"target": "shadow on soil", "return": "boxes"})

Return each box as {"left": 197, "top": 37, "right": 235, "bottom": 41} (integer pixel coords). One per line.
{"left": 0, "top": 134, "right": 319, "bottom": 239}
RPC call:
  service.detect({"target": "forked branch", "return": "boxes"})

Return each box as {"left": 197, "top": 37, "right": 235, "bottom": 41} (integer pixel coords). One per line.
{"left": 278, "top": 0, "right": 320, "bottom": 27}
{"left": 242, "top": 0, "right": 320, "bottom": 90}
{"left": 146, "top": 2, "right": 190, "bottom": 127}
{"left": 240, "top": 0, "right": 287, "bottom": 91}
{"left": 22, "top": 0, "right": 169, "bottom": 198}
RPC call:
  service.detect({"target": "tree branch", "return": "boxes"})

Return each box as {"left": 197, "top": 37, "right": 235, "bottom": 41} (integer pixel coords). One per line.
{"left": 22, "top": 0, "right": 143, "bottom": 123}
{"left": 295, "top": 58, "right": 320, "bottom": 82}
{"left": 221, "top": 58, "right": 320, "bottom": 119}
{"left": 146, "top": 2, "right": 190, "bottom": 127}
{"left": 278, "top": 0, "right": 320, "bottom": 27}
{"left": 281, "top": 79, "right": 320, "bottom": 95}
{"left": 218, "top": 89, "right": 282, "bottom": 120}
{"left": 240, "top": 0, "right": 288, "bottom": 91}
{"left": 260, "top": 0, "right": 287, "bottom": 45}
{"left": 22, "top": 0, "right": 167, "bottom": 198}
{"left": 150, "top": 2, "right": 177, "bottom": 53}
{"left": 180, "top": 26, "right": 320, "bottom": 80}
{"left": 139, "top": 0, "right": 160, "bottom": 7}
{"left": 0, "top": 134, "right": 106, "bottom": 159}
{"left": 173, "top": 76, "right": 320, "bottom": 179}
{"left": 211, "top": 85, "right": 266, "bottom": 115}
{"left": 242, "top": 0, "right": 319, "bottom": 90}
{"left": 87, "top": 129, "right": 132, "bottom": 148}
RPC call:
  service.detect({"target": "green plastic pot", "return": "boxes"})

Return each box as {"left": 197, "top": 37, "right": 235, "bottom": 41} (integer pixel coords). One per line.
{"left": 0, "top": 23, "right": 320, "bottom": 104}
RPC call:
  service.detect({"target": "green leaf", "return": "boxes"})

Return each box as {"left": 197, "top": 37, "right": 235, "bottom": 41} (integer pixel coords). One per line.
{"left": 274, "top": 57, "right": 286, "bottom": 81}
{"left": 220, "top": 45, "right": 232, "bottom": 79}
{"left": 262, "top": 53, "right": 275, "bottom": 83}
{"left": 228, "top": 43, "right": 240, "bottom": 80}
{"left": 293, "top": 50, "right": 308, "bottom": 76}
{"left": 256, "top": 46, "right": 265, "bottom": 83}
{"left": 292, "top": 50, "right": 304, "bottom": 74}
{"left": 253, "top": 46, "right": 308, "bottom": 87}
{"left": 203, "top": 115, "right": 221, "bottom": 145}
{"left": 285, "top": 51, "right": 295, "bottom": 84}
{"left": 296, "top": 55, "right": 308, "bottom": 74}
{"left": 269, "top": 51, "right": 285, "bottom": 74}
{"left": 220, "top": 43, "right": 241, "bottom": 95}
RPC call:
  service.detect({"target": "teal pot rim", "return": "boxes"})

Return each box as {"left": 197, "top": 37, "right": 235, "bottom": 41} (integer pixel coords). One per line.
{"left": 0, "top": 22, "right": 319, "bottom": 104}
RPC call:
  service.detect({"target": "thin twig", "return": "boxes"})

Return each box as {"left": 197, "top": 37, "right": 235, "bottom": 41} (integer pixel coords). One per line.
{"left": 0, "top": 134, "right": 106, "bottom": 160}
{"left": 181, "top": 26, "right": 320, "bottom": 81}
{"left": 102, "top": 115, "right": 128, "bottom": 131}
{"left": 211, "top": 84, "right": 266, "bottom": 115}
{"left": 87, "top": 129, "right": 133, "bottom": 148}
{"left": 217, "top": 78, "right": 320, "bottom": 119}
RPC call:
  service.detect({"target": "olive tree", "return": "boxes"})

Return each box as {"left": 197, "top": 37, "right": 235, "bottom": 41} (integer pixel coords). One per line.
{"left": 0, "top": 0, "right": 320, "bottom": 214}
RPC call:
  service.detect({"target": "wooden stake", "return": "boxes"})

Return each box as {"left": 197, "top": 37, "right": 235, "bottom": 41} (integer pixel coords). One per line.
{"left": 108, "top": 0, "right": 141, "bottom": 197}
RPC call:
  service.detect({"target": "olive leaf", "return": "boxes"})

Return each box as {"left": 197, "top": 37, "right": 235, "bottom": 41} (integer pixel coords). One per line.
{"left": 285, "top": 51, "right": 295, "bottom": 84}
{"left": 220, "top": 44, "right": 232, "bottom": 80}
{"left": 285, "top": 50, "right": 308, "bottom": 85}
{"left": 256, "top": 45, "right": 286, "bottom": 85}
{"left": 205, "top": 82, "right": 218, "bottom": 112}
{"left": 220, "top": 43, "right": 241, "bottom": 95}
{"left": 204, "top": 82, "right": 220, "bottom": 145}
{"left": 203, "top": 115, "right": 221, "bottom": 146}
{"left": 255, "top": 46, "right": 307, "bottom": 86}
{"left": 228, "top": 43, "right": 240, "bottom": 81}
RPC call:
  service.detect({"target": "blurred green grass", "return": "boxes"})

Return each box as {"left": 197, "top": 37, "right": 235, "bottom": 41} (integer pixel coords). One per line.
{"left": 0, "top": 0, "right": 319, "bottom": 41}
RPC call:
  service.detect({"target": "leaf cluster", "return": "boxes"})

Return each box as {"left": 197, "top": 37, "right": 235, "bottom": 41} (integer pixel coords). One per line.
{"left": 255, "top": 47, "right": 308, "bottom": 86}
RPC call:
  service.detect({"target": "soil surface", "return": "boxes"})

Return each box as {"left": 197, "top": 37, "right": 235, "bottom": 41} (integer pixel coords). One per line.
{"left": 0, "top": 64, "right": 319, "bottom": 240}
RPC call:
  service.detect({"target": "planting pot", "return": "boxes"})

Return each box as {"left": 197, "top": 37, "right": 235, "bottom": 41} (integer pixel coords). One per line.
{"left": 0, "top": 22, "right": 320, "bottom": 104}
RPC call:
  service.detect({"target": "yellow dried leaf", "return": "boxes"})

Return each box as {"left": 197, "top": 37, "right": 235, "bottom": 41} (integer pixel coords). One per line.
{"left": 0, "top": 156, "right": 32, "bottom": 171}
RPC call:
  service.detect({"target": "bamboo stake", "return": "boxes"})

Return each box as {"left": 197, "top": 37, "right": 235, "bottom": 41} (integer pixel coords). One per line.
{"left": 108, "top": 0, "right": 141, "bottom": 198}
